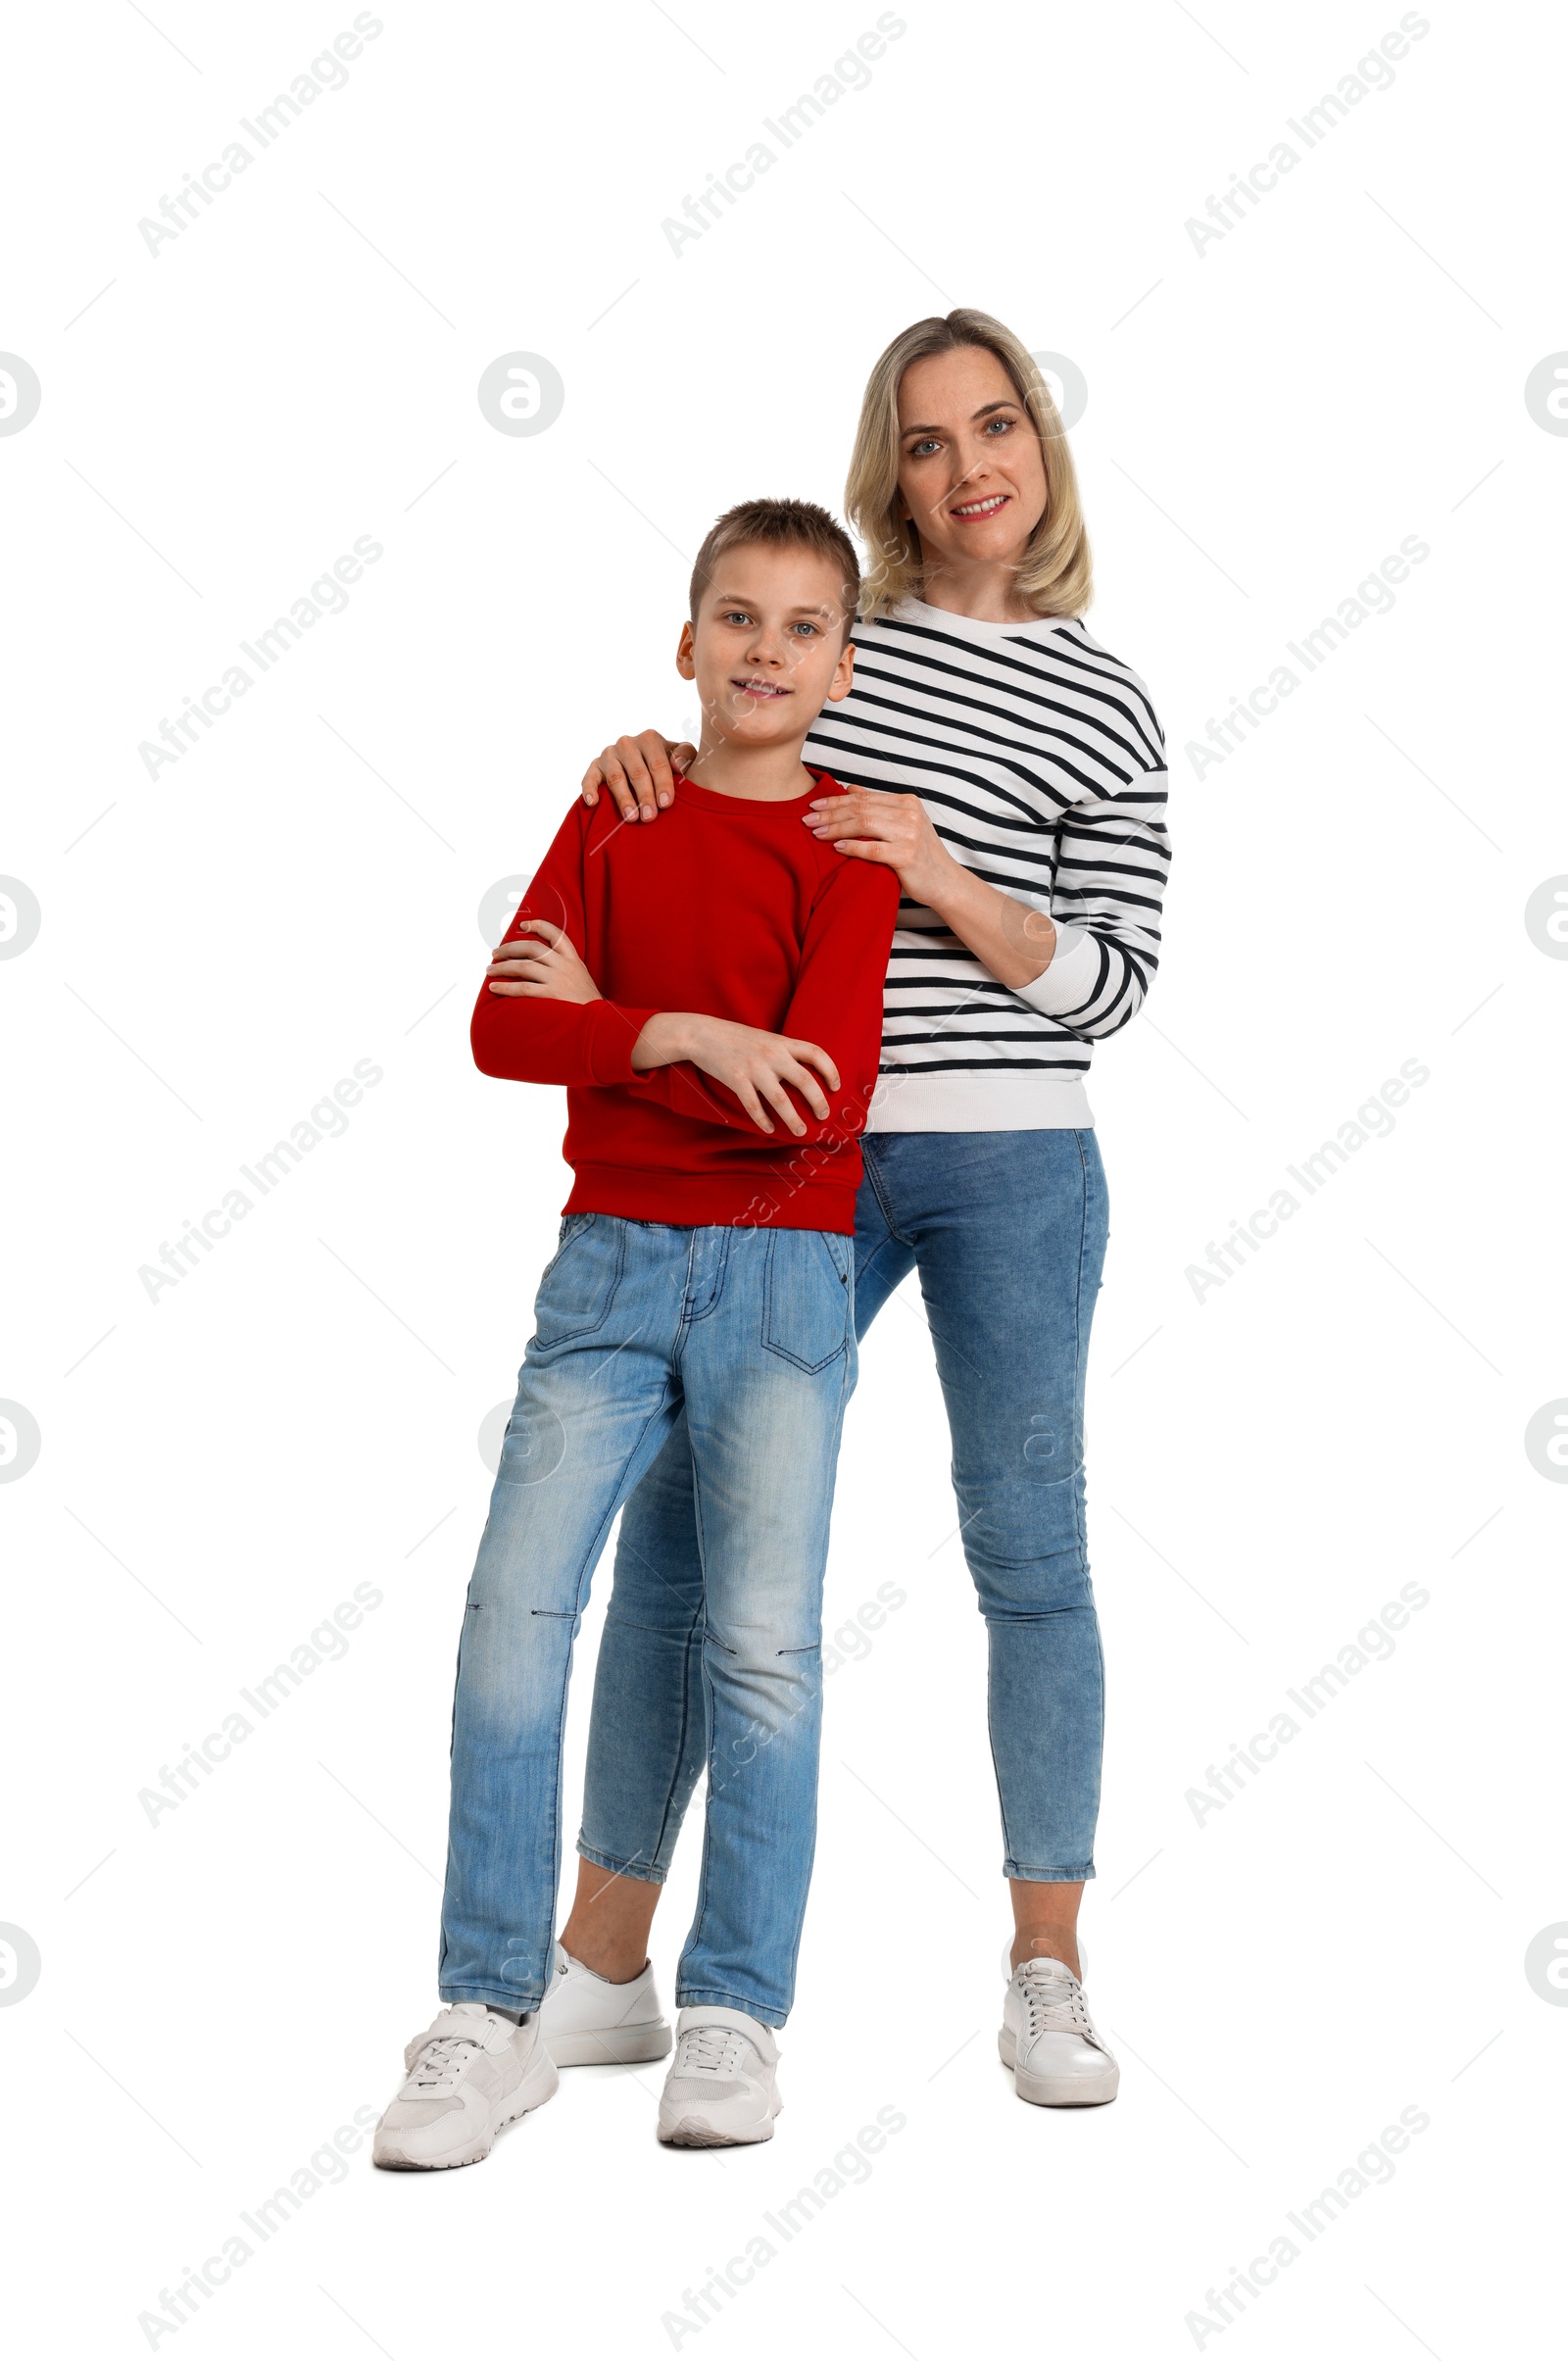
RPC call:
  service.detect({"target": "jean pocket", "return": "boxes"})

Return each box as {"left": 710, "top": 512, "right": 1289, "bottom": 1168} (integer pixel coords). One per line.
{"left": 761, "top": 1229, "right": 852, "bottom": 1373}
{"left": 531, "top": 1213, "right": 624, "bottom": 1349}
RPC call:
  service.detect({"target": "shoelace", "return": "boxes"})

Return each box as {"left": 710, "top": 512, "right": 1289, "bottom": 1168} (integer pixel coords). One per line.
{"left": 407, "top": 2029, "right": 483, "bottom": 2093}
{"left": 676, "top": 2025, "right": 748, "bottom": 2077}
{"left": 1017, "top": 1958, "right": 1095, "bottom": 2041}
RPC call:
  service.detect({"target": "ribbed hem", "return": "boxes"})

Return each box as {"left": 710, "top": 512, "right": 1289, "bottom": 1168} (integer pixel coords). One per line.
{"left": 866, "top": 1071, "right": 1094, "bottom": 1133}
{"left": 586, "top": 1002, "right": 659, "bottom": 1083}
{"left": 1010, "top": 928, "right": 1103, "bottom": 1019}
{"left": 565, "top": 1164, "right": 858, "bottom": 1234}
{"left": 888, "top": 597, "right": 1077, "bottom": 649}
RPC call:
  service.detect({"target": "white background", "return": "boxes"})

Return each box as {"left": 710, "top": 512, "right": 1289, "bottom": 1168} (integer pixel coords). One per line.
{"left": 3, "top": 1, "right": 1563, "bottom": 2354}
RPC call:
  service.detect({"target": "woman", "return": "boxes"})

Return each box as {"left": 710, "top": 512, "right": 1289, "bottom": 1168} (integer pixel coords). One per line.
{"left": 546, "top": 310, "right": 1168, "bottom": 2107}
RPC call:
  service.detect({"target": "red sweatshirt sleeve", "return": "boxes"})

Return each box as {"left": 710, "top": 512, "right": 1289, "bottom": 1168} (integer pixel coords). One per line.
{"left": 469, "top": 805, "right": 658, "bottom": 1087}
{"left": 628, "top": 854, "right": 900, "bottom": 1145}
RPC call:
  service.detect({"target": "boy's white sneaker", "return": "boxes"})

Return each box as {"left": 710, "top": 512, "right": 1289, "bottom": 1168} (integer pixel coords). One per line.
{"left": 657, "top": 2006, "right": 781, "bottom": 2146}
{"left": 372, "top": 2002, "right": 559, "bottom": 2170}
{"left": 1000, "top": 1953, "right": 1119, "bottom": 2107}
{"left": 539, "top": 1942, "right": 673, "bottom": 2067}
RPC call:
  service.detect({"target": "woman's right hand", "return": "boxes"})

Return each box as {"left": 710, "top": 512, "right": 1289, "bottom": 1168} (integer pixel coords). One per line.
{"left": 580, "top": 731, "right": 698, "bottom": 823}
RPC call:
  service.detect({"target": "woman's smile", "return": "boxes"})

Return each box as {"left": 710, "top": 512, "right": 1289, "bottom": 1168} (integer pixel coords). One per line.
{"left": 951, "top": 490, "right": 1010, "bottom": 520}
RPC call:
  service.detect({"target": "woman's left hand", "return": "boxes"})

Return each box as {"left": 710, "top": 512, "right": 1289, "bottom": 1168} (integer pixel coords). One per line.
{"left": 804, "top": 788, "right": 957, "bottom": 910}
{"left": 806, "top": 787, "right": 1058, "bottom": 986}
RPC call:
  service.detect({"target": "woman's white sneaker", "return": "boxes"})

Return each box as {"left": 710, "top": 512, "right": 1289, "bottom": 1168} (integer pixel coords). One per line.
{"left": 1000, "top": 1955, "right": 1119, "bottom": 2107}
{"left": 538, "top": 1942, "right": 673, "bottom": 2067}
{"left": 372, "top": 2003, "right": 559, "bottom": 2169}
{"left": 657, "top": 2006, "right": 781, "bottom": 2146}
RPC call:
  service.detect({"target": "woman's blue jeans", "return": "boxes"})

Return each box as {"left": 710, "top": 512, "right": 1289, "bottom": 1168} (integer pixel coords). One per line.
{"left": 579, "top": 1129, "right": 1109, "bottom": 1895}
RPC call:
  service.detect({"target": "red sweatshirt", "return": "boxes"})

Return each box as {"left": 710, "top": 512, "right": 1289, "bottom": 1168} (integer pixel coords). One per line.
{"left": 471, "top": 769, "right": 901, "bottom": 1233}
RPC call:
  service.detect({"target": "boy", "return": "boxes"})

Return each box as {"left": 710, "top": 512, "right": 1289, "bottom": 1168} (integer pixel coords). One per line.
{"left": 373, "top": 500, "right": 899, "bottom": 2166}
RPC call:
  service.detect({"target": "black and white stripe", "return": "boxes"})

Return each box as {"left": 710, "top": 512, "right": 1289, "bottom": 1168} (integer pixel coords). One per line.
{"left": 804, "top": 597, "right": 1170, "bottom": 1131}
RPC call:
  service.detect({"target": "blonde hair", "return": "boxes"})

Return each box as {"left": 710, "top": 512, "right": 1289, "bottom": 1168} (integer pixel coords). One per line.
{"left": 845, "top": 309, "right": 1092, "bottom": 620}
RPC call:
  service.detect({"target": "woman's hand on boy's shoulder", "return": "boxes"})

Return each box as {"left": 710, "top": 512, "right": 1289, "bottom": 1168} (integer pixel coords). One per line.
{"left": 580, "top": 731, "right": 696, "bottom": 824}
{"left": 804, "top": 785, "right": 955, "bottom": 908}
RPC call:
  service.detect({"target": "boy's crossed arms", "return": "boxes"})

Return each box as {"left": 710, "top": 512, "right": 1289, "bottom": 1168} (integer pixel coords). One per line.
{"left": 482, "top": 918, "right": 841, "bottom": 1141}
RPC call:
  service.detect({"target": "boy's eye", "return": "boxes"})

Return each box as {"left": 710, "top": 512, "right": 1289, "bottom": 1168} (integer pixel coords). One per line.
{"left": 789, "top": 621, "right": 821, "bottom": 638}
{"left": 719, "top": 610, "right": 754, "bottom": 626}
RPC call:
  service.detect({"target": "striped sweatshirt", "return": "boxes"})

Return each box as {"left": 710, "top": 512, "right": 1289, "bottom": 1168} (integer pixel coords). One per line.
{"left": 803, "top": 596, "right": 1170, "bottom": 1131}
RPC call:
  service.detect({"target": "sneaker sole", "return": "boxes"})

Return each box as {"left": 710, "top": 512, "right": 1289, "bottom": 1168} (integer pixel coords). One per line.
{"left": 546, "top": 2022, "right": 673, "bottom": 2069}
{"left": 998, "top": 2026, "right": 1119, "bottom": 2108}
{"left": 372, "top": 2048, "right": 560, "bottom": 2170}
{"left": 658, "top": 2110, "right": 778, "bottom": 2147}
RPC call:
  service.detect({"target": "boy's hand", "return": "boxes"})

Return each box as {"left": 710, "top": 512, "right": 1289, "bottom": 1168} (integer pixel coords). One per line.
{"left": 632, "top": 1012, "right": 840, "bottom": 1136}
{"left": 485, "top": 921, "right": 602, "bottom": 1004}
{"left": 581, "top": 731, "right": 698, "bottom": 824}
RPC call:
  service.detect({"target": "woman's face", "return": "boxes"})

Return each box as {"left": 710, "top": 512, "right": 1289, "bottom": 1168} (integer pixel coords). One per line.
{"left": 894, "top": 344, "right": 1049, "bottom": 580}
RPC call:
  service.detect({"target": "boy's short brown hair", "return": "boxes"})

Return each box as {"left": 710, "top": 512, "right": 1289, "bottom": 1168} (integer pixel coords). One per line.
{"left": 688, "top": 498, "right": 860, "bottom": 639}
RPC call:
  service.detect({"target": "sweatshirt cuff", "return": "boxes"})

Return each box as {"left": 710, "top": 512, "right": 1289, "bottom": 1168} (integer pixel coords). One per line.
{"left": 1009, "top": 924, "right": 1102, "bottom": 1018}
{"left": 586, "top": 1003, "right": 660, "bottom": 1084}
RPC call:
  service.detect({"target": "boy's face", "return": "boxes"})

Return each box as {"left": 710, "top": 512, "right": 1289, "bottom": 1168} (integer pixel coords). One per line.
{"left": 678, "top": 544, "right": 856, "bottom": 749}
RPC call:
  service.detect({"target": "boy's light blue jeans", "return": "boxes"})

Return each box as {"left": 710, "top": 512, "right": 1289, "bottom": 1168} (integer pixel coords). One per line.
{"left": 579, "top": 1130, "right": 1109, "bottom": 1893}
{"left": 439, "top": 1213, "right": 856, "bottom": 2030}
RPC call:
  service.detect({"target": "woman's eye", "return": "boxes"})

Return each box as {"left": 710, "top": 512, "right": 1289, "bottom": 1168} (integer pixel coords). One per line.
{"left": 984, "top": 416, "right": 1013, "bottom": 435}
{"left": 909, "top": 437, "right": 940, "bottom": 458}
